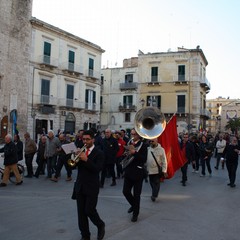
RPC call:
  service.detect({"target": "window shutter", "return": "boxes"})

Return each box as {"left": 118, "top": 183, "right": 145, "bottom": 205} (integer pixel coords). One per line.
{"left": 85, "top": 89, "right": 89, "bottom": 103}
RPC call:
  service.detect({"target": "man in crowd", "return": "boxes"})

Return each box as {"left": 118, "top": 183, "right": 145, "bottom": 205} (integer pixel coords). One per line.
{"left": 51, "top": 133, "right": 72, "bottom": 182}
{"left": 44, "top": 130, "right": 61, "bottom": 179}
{"left": 24, "top": 132, "right": 37, "bottom": 178}
{"left": 100, "top": 129, "right": 119, "bottom": 187}
{"left": 0, "top": 134, "right": 23, "bottom": 186}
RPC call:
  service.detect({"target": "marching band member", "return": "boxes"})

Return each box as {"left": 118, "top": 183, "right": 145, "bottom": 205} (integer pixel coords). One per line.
{"left": 122, "top": 128, "right": 148, "bottom": 222}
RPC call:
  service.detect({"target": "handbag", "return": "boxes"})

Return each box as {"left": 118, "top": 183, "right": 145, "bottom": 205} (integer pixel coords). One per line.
{"left": 151, "top": 151, "right": 164, "bottom": 178}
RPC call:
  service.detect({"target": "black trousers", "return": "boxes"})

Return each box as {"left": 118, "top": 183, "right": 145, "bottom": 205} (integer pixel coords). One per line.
{"left": 122, "top": 176, "right": 144, "bottom": 216}
{"left": 76, "top": 192, "right": 104, "bottom": 238}
{"left": 35, "top": 157, "right": 46, "bottom": 177}
{"left": 181, "top": 162, "right": 188, "bottom": 183}
{"left": 201, "top": 156, "right": 212, "bottom": 175}
{"left": 100, "top": 163, "right": 116, "bottom": 186}
{"left": 55, "top": 155, "right": 72, "bottom": 178}
{"left": 226, "top": 161, "right": 238, "bottom": 185}
{"left": 25, "top": 153, "right": 35, "bottom": 176}
{"left": 46, "top": 156, "right": 57, "bottom": 178}
{"left": 149, "top": 174, "right": 161, "bottom": 198}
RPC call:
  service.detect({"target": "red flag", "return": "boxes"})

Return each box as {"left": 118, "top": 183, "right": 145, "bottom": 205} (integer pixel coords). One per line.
{"left": 158, "top": 115, "right": 186, "bottom": 179}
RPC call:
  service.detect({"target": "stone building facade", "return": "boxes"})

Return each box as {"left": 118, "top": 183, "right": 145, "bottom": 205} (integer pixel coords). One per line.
{"left": 0, "top": 0, "right": 33, "bottom": 140}
{"left": 101, "top": 47, "right": 211, "bottom": 133}
{"left": 207, "top": 97, "right": 240, "bottom": 134}
{"left": 30, "top": 18, "right": 104, "bottom": 140}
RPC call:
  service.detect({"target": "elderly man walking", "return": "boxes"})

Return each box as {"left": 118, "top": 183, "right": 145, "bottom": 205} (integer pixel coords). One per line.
{"left": 44, "top": 130, "right": 61, "bottom": 179}
{"left": 0, "top": 134, "right": 23, "bottom": 186}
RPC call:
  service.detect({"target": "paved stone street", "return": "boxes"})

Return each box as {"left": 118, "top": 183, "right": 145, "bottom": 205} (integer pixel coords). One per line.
{"left": 0, "top": 158, "right": 240, "bottom": 240}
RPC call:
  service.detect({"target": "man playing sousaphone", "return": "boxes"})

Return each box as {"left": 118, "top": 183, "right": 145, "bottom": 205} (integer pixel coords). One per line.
{"left": 122, "top": 128, "right": 148, "bottom": 222}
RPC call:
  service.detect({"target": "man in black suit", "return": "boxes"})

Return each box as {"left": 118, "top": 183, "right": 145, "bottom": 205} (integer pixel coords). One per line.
{"left": 72, "top": 130, "right": 105, "bottom": 240}
{"left": 122, "top": 128, "right": 148, "bottom": 222}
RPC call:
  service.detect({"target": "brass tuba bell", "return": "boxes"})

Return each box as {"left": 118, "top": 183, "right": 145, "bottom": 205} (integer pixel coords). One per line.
{"left": 134, "top": 107, "right": 166, "bottom": 139}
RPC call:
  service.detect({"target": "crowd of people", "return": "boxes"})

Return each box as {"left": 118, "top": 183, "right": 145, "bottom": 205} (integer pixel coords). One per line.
{"left": 0, "top": 127, "right": 239, "bottom": 240}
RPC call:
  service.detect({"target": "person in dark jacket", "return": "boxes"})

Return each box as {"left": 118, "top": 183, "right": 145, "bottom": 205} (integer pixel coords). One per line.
{"left": 72, "top": 130, "right": 105, "bottom": 240}
{"left": 14, "top": 134, "right": 23, "bottom": 161}
{"left": 34, "top": 135, "right": 47, "bottom": 178}
{"left": 199, "top": 135, "right": 214, "bottom": 177}
{"left": 180, "top": 133, "right": 195, "bottom": 186}
{"left": 51, "top": 133, "right": 72, "bottom": 182}
{"left": 100, "top": 129, "right": 119, "bottom": 187}
{"left": 0, "top": 134, "right": 23, "bottom": 187}
{"left": 223, "top": 136, "right": 240, "bottom": 188}
{"left": 122, "top": 128, "right": 148, "bottom": 222}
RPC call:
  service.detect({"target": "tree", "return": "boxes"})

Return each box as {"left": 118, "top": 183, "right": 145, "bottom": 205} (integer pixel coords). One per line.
{"left": 225, "top": 118, "right": 240, "bottom": 135}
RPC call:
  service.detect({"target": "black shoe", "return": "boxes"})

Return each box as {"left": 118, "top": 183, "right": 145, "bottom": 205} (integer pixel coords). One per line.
{"left": 227, "top": 183, "right": 231, "bottom": 186}
{"left": 16, "top": 181, "right": 23, "bottom": 185}
{"left": 131, "top": 214, "right": 138, "bottom": 222}
{"left": 24, "top": 175, "right": 32, "bottom": 178}
{"left": 151, "top": 196, "right": 156, "bottom": 202}
{"left": 230, "top": 184, "right": 236, "bottom": 188}
{"left": 0, "top": 183, "right": 7, "bottom": 187}
{"left": 110, "top": 181, "right": 116, "bottom": 186}
{"left": 182, "top": 182, "right": 186, "bottom": 186}
{"left": 97, "top": 223, "right": 105, "bottom": 240}
{"left": 214, "top": 166, "right": 218, "bottom": 170}
{"left": 128, "top": 207, "right": 133, "bottom": 213}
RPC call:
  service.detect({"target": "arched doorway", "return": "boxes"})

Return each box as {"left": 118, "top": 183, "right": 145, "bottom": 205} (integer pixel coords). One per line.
{"left": 1, "top": 115, "right": 8, "bottom": 139}
{"left": 65, "top": 113, "right": 75, "bottom": 134}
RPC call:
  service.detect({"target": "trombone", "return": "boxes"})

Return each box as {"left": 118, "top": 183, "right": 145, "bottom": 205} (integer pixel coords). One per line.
{"left": 67, "top": 145, "right": 86, "bottom": 167}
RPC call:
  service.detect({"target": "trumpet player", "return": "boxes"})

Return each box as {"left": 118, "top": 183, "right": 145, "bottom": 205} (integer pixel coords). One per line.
{"left": 72, "top": 130, "right": 105, "bottom": 240}
{"left": 122, "top": 128, "right": 148, "bottom": 222}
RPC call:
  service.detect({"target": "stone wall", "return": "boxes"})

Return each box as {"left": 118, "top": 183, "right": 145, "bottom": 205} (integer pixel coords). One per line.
{"left": 0, "top": 0, "right": 33, "bottom": 138}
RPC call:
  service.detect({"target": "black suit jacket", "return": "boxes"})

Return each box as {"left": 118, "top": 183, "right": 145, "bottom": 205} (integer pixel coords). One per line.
{"left": 73, "top": 146, "right": 105, "bottom": 196}
{"left": 124, "top": 140, "right": 148, "bottom": 180}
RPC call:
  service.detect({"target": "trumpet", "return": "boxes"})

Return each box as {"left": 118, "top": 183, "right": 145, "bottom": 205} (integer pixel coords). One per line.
{"left": 67, "top": 145, "right": 86, "bottom": 167}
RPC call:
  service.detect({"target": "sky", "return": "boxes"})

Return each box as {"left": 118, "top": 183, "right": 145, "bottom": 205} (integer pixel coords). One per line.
{"left": 32, "top": 0, "right": 240, "bottom": 100}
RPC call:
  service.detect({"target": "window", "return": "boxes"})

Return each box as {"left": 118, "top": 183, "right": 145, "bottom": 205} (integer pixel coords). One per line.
{"left": 41, "top": 79, "right": 50, "bottom": 104}
{"left": 43, "top": 42, "right": 51, "bottom": 64}
{"left": 66, "top": 84, "right": 74, "bottom": 107}
{"left": 177, "top": 95, "right": 185, "bottom": 113}
{"left": 151, "top": 67, "right": 158, "bottom": 82}
{"left": 123, "top": 95, "right": 133, "bottom": 107}
{"left": 125, "top": 113, "right": 131, "bottom": 122}
{"left": 125, "top": 74, "right": 133, "bottom": 83}
{"left": 147, "top": 95, "right": 161, "bottom": 108}
{"left": 101, "top": 75, "right": 104, "bottom": 85}
{"left": 178, "top": 65, "right": 185, "bottom": 81}
{"left": 68, "top": 50, "right": 75, "bottom": 71}
{"left": 89, "top": 58, "right": 94, "bottom": 76}
{"left": 85, "top": 89, "right": 96, "bottom": 110}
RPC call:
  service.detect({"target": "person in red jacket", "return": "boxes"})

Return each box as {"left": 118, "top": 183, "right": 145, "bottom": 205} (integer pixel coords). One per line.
{"left": 115, "top": 131, "right": 126, "bottom": 178}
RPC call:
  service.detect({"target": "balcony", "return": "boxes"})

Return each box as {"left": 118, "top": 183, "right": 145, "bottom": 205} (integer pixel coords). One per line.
{"left": 59, "top": 98, "right": 85, "bottom": 109}
{"left": 38, "top": 55, "right": 58, "bottom": 69}
{"left": 200, "top": 78, "right": 211, "bottom": 92}
{"left": 119, "top": 104, "right": 137, "bottom": 112}
{"left": 200, "top": 108, "right": 211, "bottom": 119}
{"left": 61, "top": 62, "right": 83, "bottom": 76}
{"left": 173, "top": 75, "right": 188, "bottom": 85}
{"left": 85, "top": 69, "right": 100, "bottom": 80}
{"left": 38, "top": 95, "right": 58, "bottom": 106}
{"left": 119, "top": 82, "right": 138, "bottom": 90}
{"left": 177, "top": 107, "right": 186, "bottom": 114}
